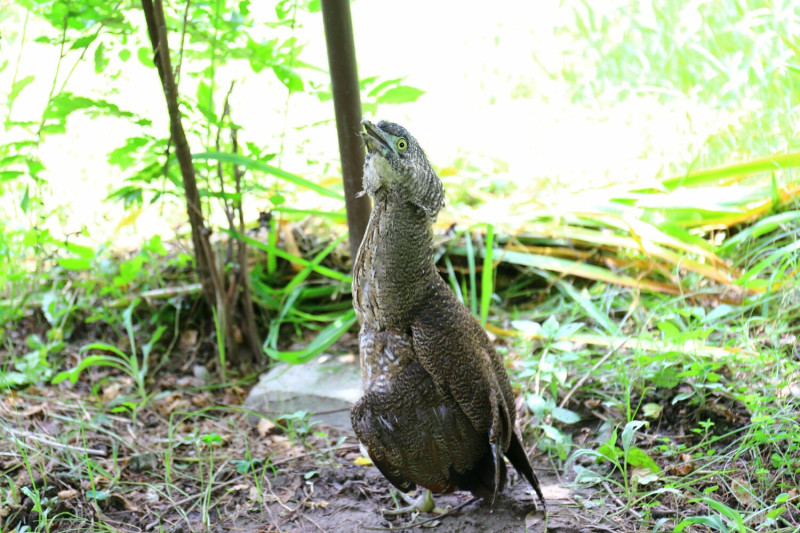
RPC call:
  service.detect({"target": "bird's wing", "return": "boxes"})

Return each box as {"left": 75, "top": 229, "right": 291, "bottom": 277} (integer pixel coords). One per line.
{"left": 409, "top": 279, "right": 515, "bottom": 451}
{"left": 351, "top": 360, "right": 489, "bottom": 493}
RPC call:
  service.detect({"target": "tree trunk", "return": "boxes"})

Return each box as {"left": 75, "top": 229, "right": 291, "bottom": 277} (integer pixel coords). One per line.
{"left": 321, "top": 0, "right": 371, "bottom": 262}
{"left": 141, "top": 0, "right": 216, "bottom": 307}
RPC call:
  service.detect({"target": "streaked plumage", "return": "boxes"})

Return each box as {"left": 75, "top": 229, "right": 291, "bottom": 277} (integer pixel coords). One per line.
{"left": 351, "top": 120, "right": 545, "bottom": 511}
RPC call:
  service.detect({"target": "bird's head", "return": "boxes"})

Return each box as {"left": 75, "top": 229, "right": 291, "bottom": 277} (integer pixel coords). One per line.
{"left": 360, "top": 120, "right": 445, "bottom": 218}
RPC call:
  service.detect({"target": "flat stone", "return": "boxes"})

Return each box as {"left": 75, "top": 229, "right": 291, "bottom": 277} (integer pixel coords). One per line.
{"left": 245, "top": 354, "right": 361, "bottom": 431}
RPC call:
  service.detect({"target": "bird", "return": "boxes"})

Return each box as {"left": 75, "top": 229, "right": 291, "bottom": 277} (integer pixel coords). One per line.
{"left": 350, "top": 119, "right": 545, "bottom": 514}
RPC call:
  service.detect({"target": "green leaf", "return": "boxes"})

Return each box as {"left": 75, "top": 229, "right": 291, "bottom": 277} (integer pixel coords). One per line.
{"left": 201, "top": 433, "right": 223, "bottom": 444}
{"left": 192, "top": 152, "right": 344, "bottom": 200}
{"left": 621, "top": 420, "right": 646, "bottom": 452}
{"left": 20, "top": 185, "right": 30, "bottom": 212}
{"left": 0, "top": 171, "right": 24, "bottom": 183}
{"left": 86, "top": 490, "right": 110, "bottom": 501}
{"left": 52, "top": 355, "right": 129, "bottom": 385}
{"left": 264, "top": 310, "right": 357, "bottom": 364}
{"left": 701, "top": 497, "right": 745, "bottom": 529}
{"left": 80, "top": 342, "right": 128, "bottom": 358}
{"left": 551, "top": 406, "right": 581, "bottom": 424}
{"left": 273, "top": 65, "right": 304, "bottom": 92}
{"left": 229, "top": 229, "right": 351, "bottom": 282}
{"left": 551, "top": 276, "right": 620, "bottom": 335}
{"left": 642, "top": 403, "right": 663, "bottom": 419}
{"left": 9, "top": 75, "right": 35, "bottom": 104}
{"left": 196, "top": 81, "right": 215, "bottom": 123}
{"left": 766, "top": 507, "right": 786, "bottom": 520}
{"left": 596, "top": 442, "right": 621, "bottom": 462}
{"left": 366, "top": 76, "right": 405, "bottom": 97}
{"left": 377, "top": 85, "right": 425, "bottom": 104}
{"left": 480, "top": 223, "right": 494, "bottom": 327}
{"left": 672, "top": 391, "right": 693, "bottom": 404}
{"left": 539, "top": 424, "right": 566, "bottom": 443}
{"left": 94, "top": 42, "right": 109, "bottom": 74}
{"left": 272, "top": 206, "right": 347, "bottom": 223}
{"left": 283, "top": 232, "right": 348, "bottom": 295}
{"left": 64, "top": 241, "right": 96, "bottom": 260}
{"left": 656, "top": 320, "right": 681, "bottom": 341}
{"left": 625, "top": 446, "right": 660, "bottom": 473}
{"left": 572, "top": 465, "right": 605, "bottom": 484}
{"left": 137, "top": 46, "right": 154, "bottom": 68}
{"left": 70, "top": 34, "right": 97, "bottom": 51}
{"left": 57, "top": 257, "right": 91, "bottom": 270}
{"left": 663, "top": 150, "right": 800, "bottom": 190}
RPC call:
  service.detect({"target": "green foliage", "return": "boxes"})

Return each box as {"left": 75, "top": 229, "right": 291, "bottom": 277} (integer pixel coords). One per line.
{"left": 0, "top": 334, "right": 60, "bottom": 387}
{"left": 561, "top": 0, "right": 798, "bottom": 163}
{"left": 1, "top": 0, "right": 427, "bottom": 373}
{"left": 674, "top": 497, "right": 747, "bottom": 532}
{"left": 568, "top": 421, "right": 661, "bottom": 504}
{"left": 278, "top": 410, "right": 318, "bottom": 443}
{"left": 53, "top": 301, "right": 166, "bottom": 415}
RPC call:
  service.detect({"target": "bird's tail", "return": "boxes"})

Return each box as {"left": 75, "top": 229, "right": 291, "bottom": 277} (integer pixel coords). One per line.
{"left": 505, "top": 431, "right": 546, "bottom": 511}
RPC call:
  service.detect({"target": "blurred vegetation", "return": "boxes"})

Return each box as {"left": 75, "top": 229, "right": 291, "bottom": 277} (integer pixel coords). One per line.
{"left": 1, "top": 0, "right": 799, "bottom": 530}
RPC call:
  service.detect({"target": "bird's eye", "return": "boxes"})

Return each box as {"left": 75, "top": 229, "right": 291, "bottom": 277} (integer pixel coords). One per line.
{"left": 396, "top": 138, "right": 407, "bottom": 152}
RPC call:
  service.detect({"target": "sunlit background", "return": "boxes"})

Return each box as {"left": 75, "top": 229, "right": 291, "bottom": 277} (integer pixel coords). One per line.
{"left": 4, "top": 0, "right": 794, "bottom": 250}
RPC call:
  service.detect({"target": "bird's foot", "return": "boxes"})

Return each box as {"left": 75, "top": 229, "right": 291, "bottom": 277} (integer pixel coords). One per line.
{"left": 381, "top": 489, "right": 450, "bottom": 516}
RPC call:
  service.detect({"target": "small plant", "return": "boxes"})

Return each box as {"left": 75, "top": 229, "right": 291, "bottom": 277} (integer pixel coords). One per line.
{"left": 0, "top": 334, "right": 62, "bottom": 387}
{"left": 52, "top": 300, "right": 166, "bottom": 416}
{"left": 278, "top": 410, "right": 318, "bottom": 443}
{"left": 674, "top": 496, "right": 748, "bottom": 532}
{"left": 20, "top": 485, "right": 54, "bottom": 532}
{"left": 567, "top": 420, "right": 661, "bottom": 506}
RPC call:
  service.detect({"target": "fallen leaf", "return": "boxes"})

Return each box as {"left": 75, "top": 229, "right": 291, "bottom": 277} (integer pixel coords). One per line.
{"left": 10, "top": 403, "right": 47, "bottom": 418}
{"left": 233, "top": 325, "right": 243, "bottom": 344}
{"left": 541, "top": 484, "right": 571, "bottom": 500}
{"left": 642, "top": 402, "right": 663, "bottom": 419}
{"left": 304, "top": 500, "right": 330, "bottom": 509}
{"left": 180, "top": 329, "right": 199, "bottom": 352}
{"left": 731, "top": 478, "right": 754, "bottom": 507}
{"left": 354, "top": 456, "right": 373, "bottom": 466}
{"left": 190, "top": 393, "right": 210, "bottom": 407}
{"left": 280, "top": 221, "right": 303, "bottom": 273}
{"left": 631, "top": 467, "right": 659, "bottom": 485}
{"left": 584, "top": 398, "right": 602, "bottom": 409}
{"left": 257, "top": 417, "right": 276, "bottom": 437}
{"left": 102, "top": 382, "right": 123, "bottom": 402}
{"left": 144, "top": 488, "right": 159, "bottom": 503}
{"left": 107, "top": 492, "right": 140, "bottom": 512}
{"left": 667, "top": 453, "right": 695, "bottom": 476}
{"left": 58, "top": 489, "right": 78, "bottom": 500}
{"left": 525, "top": 511, "right": 544, "bottom": 529}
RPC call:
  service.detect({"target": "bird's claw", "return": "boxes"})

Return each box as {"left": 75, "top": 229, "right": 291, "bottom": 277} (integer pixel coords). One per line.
{"left": 381, "top": 489, "right": 450, "bottom": 516}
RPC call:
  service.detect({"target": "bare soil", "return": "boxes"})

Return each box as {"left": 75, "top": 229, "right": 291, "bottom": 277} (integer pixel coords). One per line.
{"left": 0, "top": 361, "right": 620, "bottom": 533}
{"left": 1, "top": 324, "right": 760, "bottom": 533}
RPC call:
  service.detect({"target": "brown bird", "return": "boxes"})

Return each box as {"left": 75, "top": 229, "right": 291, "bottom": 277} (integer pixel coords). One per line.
{"left": 350, "top": 120, "right": 545, "bottom": 514}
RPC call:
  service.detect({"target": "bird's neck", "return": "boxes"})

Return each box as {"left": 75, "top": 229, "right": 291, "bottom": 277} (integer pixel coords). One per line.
{"left": 353, "top": 197, "right": 437, "bottom": 327}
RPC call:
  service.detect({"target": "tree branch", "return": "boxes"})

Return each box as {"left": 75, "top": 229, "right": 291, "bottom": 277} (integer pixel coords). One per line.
{"left": 141, "top": 0, "right": 215, "bottom": 306}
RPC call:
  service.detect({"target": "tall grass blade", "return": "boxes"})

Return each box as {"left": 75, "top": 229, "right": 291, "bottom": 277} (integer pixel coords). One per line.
{"left": 480, "top": 223, "right": 494, "bottom": 327}
{"left": 192, "top": 152, "right": 345, "bottom": 200}
{"left": 264, "top": 310, "right": 357, "bottom": 364}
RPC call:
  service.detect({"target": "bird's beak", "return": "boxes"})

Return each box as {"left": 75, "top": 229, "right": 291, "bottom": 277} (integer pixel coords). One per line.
{"left": 361, "top": 120, "right": 391, "bottom": 156}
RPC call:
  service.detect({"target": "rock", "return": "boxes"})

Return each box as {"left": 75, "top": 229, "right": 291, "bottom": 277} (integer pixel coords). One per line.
{"left": 245, "top": 355, "right": 360, "bottom": 431}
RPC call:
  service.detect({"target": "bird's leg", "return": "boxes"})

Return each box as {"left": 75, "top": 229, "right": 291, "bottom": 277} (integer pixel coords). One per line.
{"left": 381, "top": 489, "right": 450, "bottom": 515}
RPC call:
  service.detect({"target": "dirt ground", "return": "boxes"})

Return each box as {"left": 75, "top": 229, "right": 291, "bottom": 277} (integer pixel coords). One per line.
{"left": 4, "top": 316, "right": 753, "bottom": 533}
{"left": 0, "top": 368, "right": 636, "bottom": 533}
